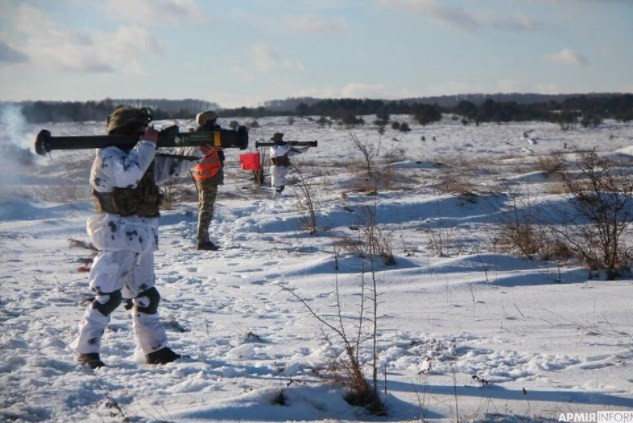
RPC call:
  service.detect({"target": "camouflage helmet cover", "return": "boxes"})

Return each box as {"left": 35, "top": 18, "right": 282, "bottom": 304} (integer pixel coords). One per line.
{"left": 196, "top": 110, "right": 218, "bottom": 126}
{"left": 106, "top": 107, "right": 153, "bottom": 134}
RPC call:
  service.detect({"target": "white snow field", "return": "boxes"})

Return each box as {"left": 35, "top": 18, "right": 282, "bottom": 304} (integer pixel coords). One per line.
{"left": 1, "top": 114, "right": 633, "bottom": 422}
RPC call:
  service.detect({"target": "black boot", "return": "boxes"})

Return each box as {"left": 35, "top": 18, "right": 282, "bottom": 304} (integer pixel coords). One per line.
{"left": 197, "top": 241, "right": 219, "bottom": 251}
{"left": 77, "top": 353, "right": 105, "bottom": 369}
{"left": 146, "top": 347, "right": 181, "bottom": 365}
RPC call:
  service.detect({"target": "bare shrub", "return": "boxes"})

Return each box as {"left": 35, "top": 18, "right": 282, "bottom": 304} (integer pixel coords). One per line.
{"left": 500, "top": 152, "right": 633, "bottom": 277}
{"left": 433, "top": 158, "right": 479, "bottom": 196}
{"left": 536, "top": 154, "right": 565, "bottom": 177}
{"left": 383, "top": 146, "right": 406, "bottom": 164}
{"left": 423, "top": 225, "right": 461, "bottom": 257}
{"left": 339, "top": 203, "right": 396, "bottom": 266}
{"left": 495, "top": 212, "right": 572, "bottom": 262}
{"left": 545, "top": 180, "right": 567, "bottom": 195}
{"left": 557, "top": 151, "right": 633, "bottom": 278}
{"left": 437, "top": 173, "right": 477, "bottom": 197}
{"left": 376, "top": 162, "right": 395, "bottom": 192}
{"left": 494, "top": 189, "right": 572, "bottom": 262}
{"left": 317, "top": 116, "right": 332, "bottom": 127}
{"left": 349, "top": 133, "right": 403, "bottom": 193}
{"left": 160, "top": 178, "right": 196, "bottom": 210}
{"left": 160, "top": 179, "right": 178, "bottom": 210}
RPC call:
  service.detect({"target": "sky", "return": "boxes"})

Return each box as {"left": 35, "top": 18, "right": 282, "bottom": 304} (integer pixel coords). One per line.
{"left": 0, "top": 0, "right": 632, "bottom": 108}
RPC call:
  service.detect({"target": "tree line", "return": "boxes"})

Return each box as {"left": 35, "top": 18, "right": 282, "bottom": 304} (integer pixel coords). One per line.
{"left": 283, "top": 94, "right": 633, "bottom": 127}
{"left": 9, "top": 94, "right": 633, "bottom": 128}
{"left": 12, "top": 98, "right": 218, "bottom": 124}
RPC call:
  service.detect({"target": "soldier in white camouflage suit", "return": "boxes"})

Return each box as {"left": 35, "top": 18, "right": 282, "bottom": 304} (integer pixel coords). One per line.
{"left": 269, "top": 132, "right": 310, "bottom": 196}
{"left": 72, "top": 107, "right": 206, "bottom": 368}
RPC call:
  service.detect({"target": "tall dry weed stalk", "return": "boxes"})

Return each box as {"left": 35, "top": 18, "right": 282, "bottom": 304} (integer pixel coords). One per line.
{"left": 291, "top": 165, "right": 318, "bottom": 234}
{"left": 282, "top": 258, "right": 385, "bottom": 415}
{"left": 282, "top": 203, "right": 393, "bottom": 415}
{"left": 350, "top": 132, "right": 381, "bottom": 193}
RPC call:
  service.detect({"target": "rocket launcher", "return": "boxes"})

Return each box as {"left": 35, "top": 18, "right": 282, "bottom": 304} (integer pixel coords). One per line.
{"left": 255, "top": 140, "right": 317, "bottom": 148}
{"left": 34, "top": 125, "right": 249, "bottom": 156}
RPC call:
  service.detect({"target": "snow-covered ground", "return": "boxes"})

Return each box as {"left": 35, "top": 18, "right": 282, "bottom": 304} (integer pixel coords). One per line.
{"left": 1, "top": 114, "right": 633, "bottom": 422}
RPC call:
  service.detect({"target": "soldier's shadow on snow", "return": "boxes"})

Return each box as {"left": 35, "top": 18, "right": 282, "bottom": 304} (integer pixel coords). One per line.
{"left": 386, "top": 380, "right": 633, "bottom": 408}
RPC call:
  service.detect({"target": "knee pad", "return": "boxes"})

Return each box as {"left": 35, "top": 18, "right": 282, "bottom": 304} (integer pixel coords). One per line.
{"left": 92, "top": 290, "right": 122, "bottom": 316}
{"left": 135, "top": 287, "right": 160, "bottom": 315}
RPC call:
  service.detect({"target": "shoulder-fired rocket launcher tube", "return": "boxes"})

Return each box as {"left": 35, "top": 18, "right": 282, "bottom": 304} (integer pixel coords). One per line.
{"left": 33, "top": 125, "right": 249, "bottom": 156}
{"left": 255, "top": 140, "right": 317, "bottom": 148}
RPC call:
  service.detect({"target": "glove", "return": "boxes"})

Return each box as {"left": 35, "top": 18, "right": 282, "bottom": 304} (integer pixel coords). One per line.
{"left": 199, "top": 145, "right": 215, "bottom": 155}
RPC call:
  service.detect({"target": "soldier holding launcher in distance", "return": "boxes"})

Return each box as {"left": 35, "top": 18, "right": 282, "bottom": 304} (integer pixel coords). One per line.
{"left": 268, "top": 132, "right": 311, "bottom": 197}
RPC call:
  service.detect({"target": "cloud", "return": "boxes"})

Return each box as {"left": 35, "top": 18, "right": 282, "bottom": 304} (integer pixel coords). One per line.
{"left": 295, "top": 87, "right": 339, "bottom": 98}
{"left": 250, "top": 45, "right": 304, "bottom": 72}
{"left": 106, "top": 0, "right": 206, "bottom": 26}
{"left": 284, "top": 15, "right": 350, "bottom": 33}
{"left": 341, "top": 83, "right": 390, "bottom": 98}
{"left": 427, "top": 81, "right": 485, "bottom": 96}
{"left": 545, "top": 48, "right": 589, "bottom": 66}
{"left": 535, "top": 83, "right": 561, "bottom": 94}
{"left": 0, "top": 41, "right": 29, "bottom": 64}
{"left": 10, "top": 4, "right": 162, "bottom": 75}
{"left": 297, "top": 83, "right": 404, "bottom": 99}
{"left": 377, "top": 0, "right": 540, "bottom": 31}
{"left": 284, "top": 0, "right": 350, "bottom": 10}
{"left": 498, "top": 79, "right": 522, "bottom": 93}
{"left": 478, "top": 11, "right": 540, "bottom": 31}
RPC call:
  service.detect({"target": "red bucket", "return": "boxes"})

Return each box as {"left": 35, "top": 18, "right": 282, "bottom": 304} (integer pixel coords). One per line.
{"left": 239, "top": 152, "right": 261, "bottom": 170}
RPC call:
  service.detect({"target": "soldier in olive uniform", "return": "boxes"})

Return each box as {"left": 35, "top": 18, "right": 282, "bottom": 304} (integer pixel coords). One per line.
{"left": 191, "top": 111, "right": 224, "bottom": 250}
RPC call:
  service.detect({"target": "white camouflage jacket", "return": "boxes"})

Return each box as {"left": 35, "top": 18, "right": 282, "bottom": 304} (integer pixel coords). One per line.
{"left": 87, "top": 139, "right": 199, "bottom": 253}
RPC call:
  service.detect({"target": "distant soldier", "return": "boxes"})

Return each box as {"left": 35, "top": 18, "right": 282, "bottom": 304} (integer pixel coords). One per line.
{"left": 191, "top": 111, "right": 224, "bottom": 250}
{"left": 72, "top": 106, "right": 208, "bottom": 369}
{"left": 269, "top": 132, "right": 310, "bottom": 196}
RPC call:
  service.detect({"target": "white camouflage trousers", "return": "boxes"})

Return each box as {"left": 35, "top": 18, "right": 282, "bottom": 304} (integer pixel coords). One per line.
{"left": 271, "top": 165, "right": 289, "bottom": 188}
{"left": 72, "top": 250, "right": 168, "bottom": 355}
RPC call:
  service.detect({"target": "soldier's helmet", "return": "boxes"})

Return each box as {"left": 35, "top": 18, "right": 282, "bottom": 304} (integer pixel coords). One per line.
{"left": 196, "top": 110, "right": 218, "bottom": 127}
{"left": 270, "top": 132, "right": 284, "bottom": 143}
{"left": 106, "top": 107, "right": 153, "bottom": 135}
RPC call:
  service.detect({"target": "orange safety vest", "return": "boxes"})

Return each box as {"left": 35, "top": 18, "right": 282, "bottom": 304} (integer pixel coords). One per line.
{"left": 192, "top": 151, "right": 222, "bottom": 181}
